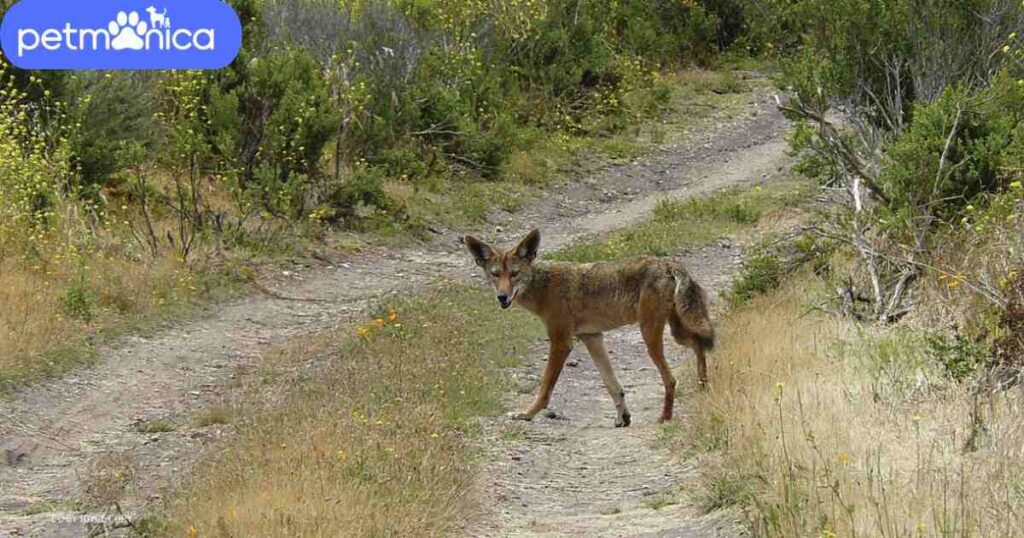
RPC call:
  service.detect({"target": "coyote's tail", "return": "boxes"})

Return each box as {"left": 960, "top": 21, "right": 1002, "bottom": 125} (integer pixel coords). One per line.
{"left": 671, "top": 269, "right": 715, "bottom": 351}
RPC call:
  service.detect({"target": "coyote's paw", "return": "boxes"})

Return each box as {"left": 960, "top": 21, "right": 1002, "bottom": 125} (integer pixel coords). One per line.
{"left": 615, "top": 411, "right": 631, "bottom": 428}
{"left": 510, "top": 411, "right": 535, "bottom": 422}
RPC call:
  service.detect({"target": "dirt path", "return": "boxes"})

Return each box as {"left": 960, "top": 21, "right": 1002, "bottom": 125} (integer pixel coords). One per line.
{"left": 0, "top": 83, "right": 788, "bottom": 537}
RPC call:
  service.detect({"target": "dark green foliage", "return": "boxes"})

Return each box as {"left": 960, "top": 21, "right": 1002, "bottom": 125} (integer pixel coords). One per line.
{"left": 926, "top": 332, "right": 990, "bottom": 381}
{"left": 776, "top": 0, "right": 1015, "bottom": 119}
{"left": 879, "top": 86, "right": 1020, "bottom": 220}
{"left": 67, "top": 75, "right": 158, "bottom": 195}
{"left": 205, "top": 45, "right": 341, "bottom": 218}
{"left": 773, "top": 0, "right": 1024, "bottom": 237}
{"left": 729, "top": 247, "right": 783, "bottom": 306}
{"left": 60, "top": 278, "right": 95, "bottom": 322}
{"left": 320, "top": 166, "right": 398, "bottom": 227}
{"left": 730, "top": 232, "right": 837, "bottom": 306}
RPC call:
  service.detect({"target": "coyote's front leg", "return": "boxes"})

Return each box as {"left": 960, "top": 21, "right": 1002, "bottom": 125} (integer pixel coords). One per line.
{"left": 579, "top": 333, "right": 631, "bottom": 427}
{"left": 514, "top": 334, "right": 572, "bottom": 421}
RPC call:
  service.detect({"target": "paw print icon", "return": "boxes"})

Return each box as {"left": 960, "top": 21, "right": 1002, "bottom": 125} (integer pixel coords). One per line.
{"left": 108, "top": 11, "right": 148, "bottom": 50}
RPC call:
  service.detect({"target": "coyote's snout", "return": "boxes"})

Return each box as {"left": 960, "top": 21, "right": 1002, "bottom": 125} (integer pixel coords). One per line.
{"left": 465, "top": 229, "right": 715, "bottom": 427}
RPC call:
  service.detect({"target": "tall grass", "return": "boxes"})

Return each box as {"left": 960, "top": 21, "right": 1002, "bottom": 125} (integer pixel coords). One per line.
{"left": 151, "top": 284, "right": 542, "bottom": 536}
{"left": 680, "top": 275, "right": 1024, "bottom": 537}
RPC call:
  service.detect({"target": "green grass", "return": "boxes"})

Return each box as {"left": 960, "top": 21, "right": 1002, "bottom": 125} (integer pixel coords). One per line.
{"left": 548, "top": 180, "right": 812, "bottom": 263}
{"left": 153, "top": 284, "right": 544, "bottom": 537}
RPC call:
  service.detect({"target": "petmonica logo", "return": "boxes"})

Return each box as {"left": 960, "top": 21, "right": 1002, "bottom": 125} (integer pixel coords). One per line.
{"left": 0, "top": 0, "right": 242, "bottom": 69}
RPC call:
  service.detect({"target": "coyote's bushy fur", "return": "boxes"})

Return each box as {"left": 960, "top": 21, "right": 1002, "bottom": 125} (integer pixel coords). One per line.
{"left": 465, "top": 229, "right": 714, "bottom": 427}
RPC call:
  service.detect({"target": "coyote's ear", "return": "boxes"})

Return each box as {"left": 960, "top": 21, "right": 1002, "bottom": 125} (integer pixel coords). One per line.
{"left": 464, "top": 235, "right": 495, "bottom": 268}
{"left": 514, "top": 229, "right": 541, "bottom": 262}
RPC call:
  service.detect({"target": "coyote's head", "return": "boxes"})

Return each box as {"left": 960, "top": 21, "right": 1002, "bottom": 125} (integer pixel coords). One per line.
{"left": 464, "top": 229, "right": 540, "bottom": 309}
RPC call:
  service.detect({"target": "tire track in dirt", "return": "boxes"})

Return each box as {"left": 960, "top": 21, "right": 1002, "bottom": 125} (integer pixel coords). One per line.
{"left": 0, "top": 85, "right": 787, "bottom": 537}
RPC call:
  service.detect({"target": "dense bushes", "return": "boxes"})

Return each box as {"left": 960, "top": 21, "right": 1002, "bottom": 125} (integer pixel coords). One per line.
{"left": 763, "top": 0, "right": 1024, "bottom": 329}
{"left": 777, "top": 0, "right": 1023, "bottom": 213}
{"left": 1, "top": 0, "right": 752, "bottom": 233}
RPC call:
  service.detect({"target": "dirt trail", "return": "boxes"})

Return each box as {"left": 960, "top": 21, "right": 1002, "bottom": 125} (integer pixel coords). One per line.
{"left": 0, "top": 84, "right": 788, "bottom": 537}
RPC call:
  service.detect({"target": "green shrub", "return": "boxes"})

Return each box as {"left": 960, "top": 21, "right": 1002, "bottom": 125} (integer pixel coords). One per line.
{"left": 925, "top": 332, "right": 990, "bottom": 382}
{"left": 729, "top": 247, "right": 783, "bottom": 305}
{"left": 0, "top": 65, "right": 67, "bottom": 241}
{"left": 67, "top": 75, "right": 158, "bottom": 196}
{"left": 879, "top": 86, "right": 1017, "bottom": 221}
{"left": 778, "top": 0, "right": 1015, "bottom": 122}
{"left": 6, "top": 0, "right": 750, "bottom": 239}
{"left": 319, "top": 166, "right": 401, "bottom": 228}
{"left": 60, "top": 279, "right": 95, "bottom": 322}
{"left": 204, "top": 45, "right": 341, "bottom": 218}
{"left": 729, "top": 230, "right": 837, "bottom": 306}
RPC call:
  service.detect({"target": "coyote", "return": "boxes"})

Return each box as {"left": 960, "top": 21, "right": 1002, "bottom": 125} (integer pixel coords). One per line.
{"left": 464, "top": 229, "right": 714, "bottom": 427}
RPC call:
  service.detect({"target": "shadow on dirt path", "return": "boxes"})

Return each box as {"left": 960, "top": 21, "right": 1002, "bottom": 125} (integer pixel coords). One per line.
{"left": 0, "top": 82, "right": 787, "bottom": 537}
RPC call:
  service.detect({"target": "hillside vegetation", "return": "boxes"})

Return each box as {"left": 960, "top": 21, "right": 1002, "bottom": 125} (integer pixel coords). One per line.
{"left": 0, "top": 0, "right": 746, "bottom": 386}
{"left": 667, "top": 1, "right": 1024, "bottom": 536}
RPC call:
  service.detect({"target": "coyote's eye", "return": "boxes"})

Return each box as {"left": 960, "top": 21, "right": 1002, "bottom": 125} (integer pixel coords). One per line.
{"left": 510, "top": 271, "right": 520, "bottom": 278}
{"left": 490, "top": 269, "right": 500, "bottom": 277}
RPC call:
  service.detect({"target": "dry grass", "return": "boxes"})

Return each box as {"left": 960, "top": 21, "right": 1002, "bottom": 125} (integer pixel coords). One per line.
{"left": 81, "top": 452, "right": 139, "bottom": 509}
{"left": 0, "top": 229, "right": 234, "bottom": 390}
{"left": 153, "top": 284, "right": 542, "bottom": 537}
{"left": 678, "top": 274, "right": 1024, "bottom": 537}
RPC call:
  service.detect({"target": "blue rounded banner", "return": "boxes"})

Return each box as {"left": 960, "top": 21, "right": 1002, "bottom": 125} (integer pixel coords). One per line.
{"left": 1, "top": 0, "right": 242, "bottom": 70}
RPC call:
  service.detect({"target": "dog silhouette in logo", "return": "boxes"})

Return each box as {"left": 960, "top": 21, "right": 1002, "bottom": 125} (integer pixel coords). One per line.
{"left": 146, "top": 6, "right": 170, "bottom": 29}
